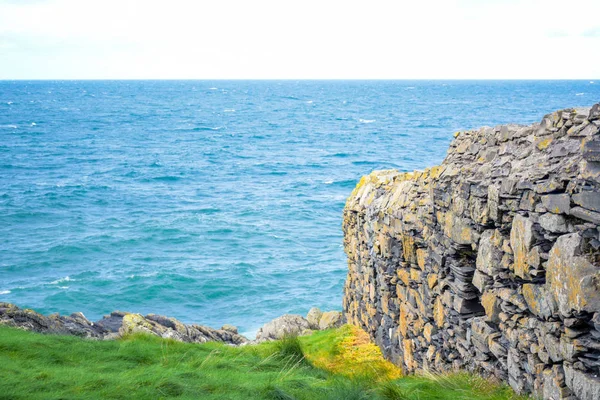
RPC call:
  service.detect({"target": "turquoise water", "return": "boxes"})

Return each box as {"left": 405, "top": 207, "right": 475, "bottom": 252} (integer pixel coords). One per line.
{"left": 1, "top": 80, "right": 598, "bottom": 335}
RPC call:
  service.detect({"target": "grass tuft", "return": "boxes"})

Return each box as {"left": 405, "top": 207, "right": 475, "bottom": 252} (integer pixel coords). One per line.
{"left": 275, "top": 334, "right": 306, "bottom": 363}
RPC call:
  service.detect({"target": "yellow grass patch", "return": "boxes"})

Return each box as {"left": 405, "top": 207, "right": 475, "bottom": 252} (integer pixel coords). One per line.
{"left": 302, "top": 325, "right": 401, "bottom": 381}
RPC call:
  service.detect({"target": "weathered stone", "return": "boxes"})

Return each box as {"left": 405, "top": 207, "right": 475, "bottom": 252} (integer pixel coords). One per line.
{"left": 522, "top": 284, "right": 557, "bottom": 319}
{"left": 541, "top": 194, "right": 571, "bottom": 215}
{"left": 318, "top": 311, "right": 344, "bottom": 330}
{"left": 476, "top": 229, "right": 504, "bottom": 275}
{"left": 221, "top": 324, "right": 238, "bottom": 334}
{"left": 472, "top": 269, "right": 491, "bottom": 292}
{"left": 546, "top": 233, "right": 600, "bottom": 317}
{"left": 306, "top": 307, "right": 323, "bottom": 330}
{"left": 570, "top": 207, "right": 600, "bottom": 225}
{"left": 542, "top": 366, "right": 573, "bottom": 400}
{"left": 564, "top": 364, "right": 600, "bottom": 400}
{"left": 572, "top": 192, "right": 600, "bottom": 213}
{"left": 510, "top": 214, "right": 535, "bottom": 280}
{"left": 582, "top": 139, "right": 600, "bottom": 162}
{"left": 589, "top": 103, "right": 600, "bottom": 121}
{"left": 444, "top": 211, "right": 479, "bottom": 245}
{"left": 535, "top": 179, "right": 565, "bottom": 194}
{"left": 481, "top": 291, "right": 501, "bottom": 324}
{"left": 0, "top": 303, "right": 107, "bottom": 338}
{"left": 539, "top": 213, "right": 568, "bottom": 233}
{"left": 255, "top": 314, "right": 311, "bottom": 342}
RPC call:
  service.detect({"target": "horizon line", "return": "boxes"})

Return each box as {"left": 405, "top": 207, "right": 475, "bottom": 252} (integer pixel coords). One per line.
{"left": 0, "top": 78, "right": 598, "bottom": 82}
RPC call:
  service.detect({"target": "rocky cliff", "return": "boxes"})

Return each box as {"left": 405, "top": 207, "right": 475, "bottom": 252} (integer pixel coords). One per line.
{"left": 342, "top": 104, "right": 600, "bottom": 399}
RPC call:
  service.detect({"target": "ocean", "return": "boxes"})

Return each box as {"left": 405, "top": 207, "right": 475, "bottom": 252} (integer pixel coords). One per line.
{"left": 1, "top": 80, "right": 598, "bottom": 336}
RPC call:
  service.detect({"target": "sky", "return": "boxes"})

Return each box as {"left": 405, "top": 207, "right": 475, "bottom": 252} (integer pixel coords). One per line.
{"left": 1, "top": 0, "right": 599, "bottom": 79}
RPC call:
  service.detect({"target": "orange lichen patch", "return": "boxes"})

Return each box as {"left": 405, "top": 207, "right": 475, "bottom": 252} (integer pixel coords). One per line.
{"left": 397, "top": 269, "right": 410, "bottom": 286}
{"left": 416, "top": 248, "right": 427, "bottom": 270}
{"left": 303, "top": 325, "right": 401, "bottom": 381}
{"left": 434, "top": 296, "right": 445, "bottom": 328}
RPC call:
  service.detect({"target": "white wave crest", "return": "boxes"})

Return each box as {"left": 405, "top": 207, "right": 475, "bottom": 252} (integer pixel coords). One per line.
{"left": 0, "top": 290, "right": 11, "bottom": 295}
{"left": 51, "top": 276, "right": 74, "bottom": 284}
{"left": 359, "top": 119, "right": 376, "bottom": 124}
{"left": 576, "top": 93, "right": 584, "bottom": 96}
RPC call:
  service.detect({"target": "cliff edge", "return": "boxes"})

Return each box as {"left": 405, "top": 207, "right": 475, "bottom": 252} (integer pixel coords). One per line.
{"left": 342, "top": 104, "right": 600, "bottom": 399}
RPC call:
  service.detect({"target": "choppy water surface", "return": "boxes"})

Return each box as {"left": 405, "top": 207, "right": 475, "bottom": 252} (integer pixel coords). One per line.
{"left": 1, "top": 80, "right": 598, "bottom": 335}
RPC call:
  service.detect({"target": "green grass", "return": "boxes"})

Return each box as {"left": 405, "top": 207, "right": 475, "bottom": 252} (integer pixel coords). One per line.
{"left": 0, "top": 325, "right": 526, "bottom": 400}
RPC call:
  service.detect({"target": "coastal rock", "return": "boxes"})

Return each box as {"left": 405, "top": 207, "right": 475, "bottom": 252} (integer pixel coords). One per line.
{"left": 342, "top": 104, "right": 600, "bottom": 399}
{"left": 318, "top": 311, "right": 344, "bottom": 330}
{"left": 306, "top": 307, "right": 323, "bottom": 330}
{"left": 0, "top": 302, "right": 106, "bottom": 338}
{"left": 0, "top": 303, "right": 248, "bottom": 346}
{"left": 221, "top": 324, "right": 238, "bottom": 334}
{"left": 255, "top": 314, "right": 311, "bottom": 342}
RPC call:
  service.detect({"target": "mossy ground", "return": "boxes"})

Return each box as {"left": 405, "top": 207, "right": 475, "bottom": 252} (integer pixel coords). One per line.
{"left": 0, "top": 325, "right": 527, "bottom": 399}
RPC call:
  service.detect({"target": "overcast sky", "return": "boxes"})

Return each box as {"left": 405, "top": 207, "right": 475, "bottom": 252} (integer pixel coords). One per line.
{"left": 1, "top": 0, "right": 599, "bottom": 79}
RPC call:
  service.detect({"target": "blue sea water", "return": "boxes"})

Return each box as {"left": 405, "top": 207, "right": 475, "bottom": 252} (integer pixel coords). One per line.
{"left": 0, "top": 80, "right": 598, "bottom": 336}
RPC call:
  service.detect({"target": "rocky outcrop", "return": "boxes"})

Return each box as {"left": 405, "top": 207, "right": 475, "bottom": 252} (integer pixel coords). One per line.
{"left": 342, "top": 104, "right": 600, "bottom": 399}
{"left": 0, "top": 303, "right": 248, "bottom": 345}
{"left": 255, "top": 314, "right": 312, "bottom": 341}
{"left": 255, "top": 308, "right": 345, "bottom": 342}
{"left": 0, "top": 302, "right": 345, "bottom": 345}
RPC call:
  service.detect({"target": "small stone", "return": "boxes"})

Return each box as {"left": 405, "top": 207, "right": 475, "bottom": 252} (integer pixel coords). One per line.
{"left": 570, "top": 207, "right": 600, "bottom": 225}
{"left": 572, "top": 192, "right": 600, "bottom": 213}
{"left": 476, "top": 229, "right": 504, "bottom": 275}
{"left": 589, "top": 103, "right": 600, "bottom": 121}
{"left": 541, "top": 194, "right": 571, "bottom": 214}
{"left": 539, "top": 213, "right": 568, "bottom": 233}
{"left": 522, "top": 284, "right": 556, "bottom": 319}
{"left": 510, "top": 214, "right": 535, "bottom": 280}
{"left": 582, "top": 139, "right": 600, "bottom": 162}
{"left": 481, "top": 291, "right": 501, "bottom": 323}
{"left": 535, "top": 179, "right": 564, "bottom": 194}
{"left": 221, "top": 324, "right": 238, "bottom": 334}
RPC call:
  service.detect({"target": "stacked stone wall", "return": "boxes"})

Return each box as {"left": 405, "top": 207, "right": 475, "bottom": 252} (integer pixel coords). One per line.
{"left": 342, "top": 104, "right": 600, "bottom": 399}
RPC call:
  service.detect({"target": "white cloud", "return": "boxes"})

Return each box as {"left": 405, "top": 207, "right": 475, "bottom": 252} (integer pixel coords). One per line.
{"left": 0, "top": 0, "right": 599, "bottom": 79}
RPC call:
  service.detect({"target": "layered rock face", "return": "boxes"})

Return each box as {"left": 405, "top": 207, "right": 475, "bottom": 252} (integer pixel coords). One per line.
{"left": 343, "top": 104, "right": 600, "bottom": 399}
{"left": 0, "top": 302, "right": 248, "bottom": 345}
{"left": 0, "top": 302, "right": 344, "bottom": 345}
